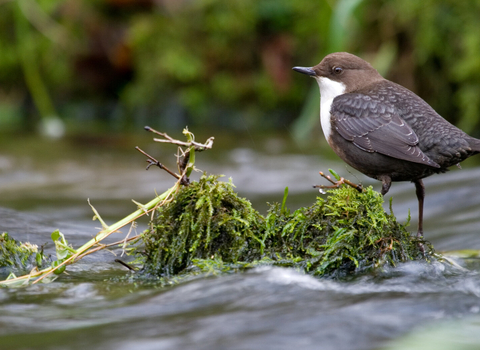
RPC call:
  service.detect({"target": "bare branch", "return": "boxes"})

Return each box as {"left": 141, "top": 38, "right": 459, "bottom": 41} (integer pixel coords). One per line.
{"left": 135, "top": 146, "right": 181, "bottom": 180}
{"left": 144, "top": 126, "right": 214, "bottom": 151}
{"left": 314, "top": 171, "right": 363, "bottom": 193}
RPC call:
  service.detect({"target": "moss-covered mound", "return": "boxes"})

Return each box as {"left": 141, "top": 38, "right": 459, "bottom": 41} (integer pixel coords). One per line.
{"left": 141, "top": 175, "right": 265, "bottom": 277}
{"left": 139, "top": 174, "right": 432, "bottom": 279}
{"left": 0, "top": 232, "right": 47, "bottom": 278}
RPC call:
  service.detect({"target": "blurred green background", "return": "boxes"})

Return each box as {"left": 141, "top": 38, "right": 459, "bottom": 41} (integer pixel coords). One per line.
{"left": 1, "top": 0, "right": 480, "bottom": 140}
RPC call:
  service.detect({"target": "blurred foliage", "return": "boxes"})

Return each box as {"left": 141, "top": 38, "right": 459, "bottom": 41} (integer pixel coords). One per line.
{"left": 1, "top": 0, "right": 480, "bottom": 137}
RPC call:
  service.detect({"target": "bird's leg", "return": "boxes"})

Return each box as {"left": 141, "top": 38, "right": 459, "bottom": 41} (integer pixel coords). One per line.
{"left": 414, "top": 179, "right": 425, "bottom": 238}
{"left": 380, "top": 176, "right": 425, "bottom": 253}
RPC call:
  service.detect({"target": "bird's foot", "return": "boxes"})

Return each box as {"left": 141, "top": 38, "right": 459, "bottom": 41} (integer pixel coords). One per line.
{"left": 417, "top": 241, "right": 426, "bottom": 256}
{"left": 416, "top": 230, "right": 426, "bottom": 255}
{"left": 314, "top": 171, "right": 363, "bottom": 194}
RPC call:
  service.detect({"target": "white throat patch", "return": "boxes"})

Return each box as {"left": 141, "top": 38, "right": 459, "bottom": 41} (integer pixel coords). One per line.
{"left": 315, "top": 77, "right": 346, "bottom": 141}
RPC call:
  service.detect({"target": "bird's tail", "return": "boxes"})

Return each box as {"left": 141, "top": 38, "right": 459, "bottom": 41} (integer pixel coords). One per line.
{"left": 468, "top": 137, "right": 480, "bottom": 153}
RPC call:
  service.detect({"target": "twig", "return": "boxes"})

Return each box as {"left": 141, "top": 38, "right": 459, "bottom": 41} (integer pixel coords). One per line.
{"left": 136, "top": 127, "right": 214, "bottom": 187}
{"left": 145, "top": 126, "right": 214, "bottom": 151}
{"left": 114, "top": 259, "right": 137, "bottom": 271}
{"left": 75, "top": 234, "right": 142, "bottom": 261}
{"left": 314, "top": 171, "right": 363, "bottom": 193}
{"left": 135, "top": 146, "right": 181, "bottom": 180}
{"left": 121, "top": 221, "right": 137, "bottom": 257}
{"left": 177, "top": 146, "right": 190, "bottom": 174}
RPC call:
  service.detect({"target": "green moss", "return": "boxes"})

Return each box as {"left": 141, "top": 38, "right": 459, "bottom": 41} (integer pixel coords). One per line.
{"left": 269, "top": 186, "right": 429, "bottom": 277}
{"left": 140, "top": 175, "right": 265, "bottom": 278}
{"left": 138, "top": 174, "right": 432, "bottom": 280}
{"left": 0, "top": 232, "right": 48, "bottom": 278}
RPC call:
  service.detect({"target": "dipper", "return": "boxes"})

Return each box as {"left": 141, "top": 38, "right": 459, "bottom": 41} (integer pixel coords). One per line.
{"left": 293, "top": 52, "right": 480, "bottom": 237}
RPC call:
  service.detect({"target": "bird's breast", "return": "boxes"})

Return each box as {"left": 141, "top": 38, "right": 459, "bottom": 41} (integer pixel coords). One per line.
{"left": 320, "top": 97, "right": 333, "bottom": 142}
{"left": 316, "top": 77, "right": 346, "bottom": 143}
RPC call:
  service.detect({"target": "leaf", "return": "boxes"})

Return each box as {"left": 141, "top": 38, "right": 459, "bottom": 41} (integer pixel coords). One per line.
{"left": 51, "top": 230, "right": 75, "bottom": 260}
{"left": 281, "top": 187, "right": 289, "bottom": 215}
{"left": 51, "top": 229, "right": 61, "bottom": 242}
{"left": 35, "top": 252, "right": 43, "bottom": 267}
{"left": 50, "top": 260, "right": 66, "bottom": 275}
{"left": 329, "top": 168, "right": 341, "bottom": 181}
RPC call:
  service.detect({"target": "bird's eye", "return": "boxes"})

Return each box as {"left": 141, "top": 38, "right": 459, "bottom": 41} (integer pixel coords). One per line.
{"left": 333, "top": 66, "right": 343, "bottom": 74}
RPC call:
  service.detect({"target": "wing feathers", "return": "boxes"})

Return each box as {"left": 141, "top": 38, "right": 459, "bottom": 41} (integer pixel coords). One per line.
{"left": 331, "top": 94, "right": 440, "bottom": 168}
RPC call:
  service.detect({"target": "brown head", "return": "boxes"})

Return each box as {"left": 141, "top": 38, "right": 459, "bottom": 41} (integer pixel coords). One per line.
{"left": 293, "top": 52, "right": 384, "bottom": 93}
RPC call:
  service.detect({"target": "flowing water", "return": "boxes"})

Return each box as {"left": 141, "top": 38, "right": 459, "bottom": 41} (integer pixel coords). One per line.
{"left": 1, "top": 134, "right": 480, "bottom": 350}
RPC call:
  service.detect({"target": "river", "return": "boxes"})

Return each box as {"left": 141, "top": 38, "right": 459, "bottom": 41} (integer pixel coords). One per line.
{"left": 1, "top": 132, "right": 480, "bottom": 350}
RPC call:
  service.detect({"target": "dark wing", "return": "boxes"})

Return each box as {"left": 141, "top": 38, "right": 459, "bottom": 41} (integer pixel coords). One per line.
{"left": 331, "top": 93, "right": 440, "bottom": 168}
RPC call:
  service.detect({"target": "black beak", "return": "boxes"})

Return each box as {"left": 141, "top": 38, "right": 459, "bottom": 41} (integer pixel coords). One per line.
{"left": 292, "top": 66, "right": 316, "bottom": 76}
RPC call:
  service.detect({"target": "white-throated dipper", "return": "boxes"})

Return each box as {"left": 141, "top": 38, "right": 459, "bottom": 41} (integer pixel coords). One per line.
{"left": 293, "top": 52, "right": 480, "bottom": 237}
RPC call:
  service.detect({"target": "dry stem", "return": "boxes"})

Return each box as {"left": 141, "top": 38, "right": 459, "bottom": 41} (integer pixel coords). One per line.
{"left": 314, "top": 171, "right": 364, "bottom": 193}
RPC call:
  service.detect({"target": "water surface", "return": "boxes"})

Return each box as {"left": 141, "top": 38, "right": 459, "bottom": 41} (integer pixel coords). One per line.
{"left": 1, "top": 134, "right": 480, "bottom": 349}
